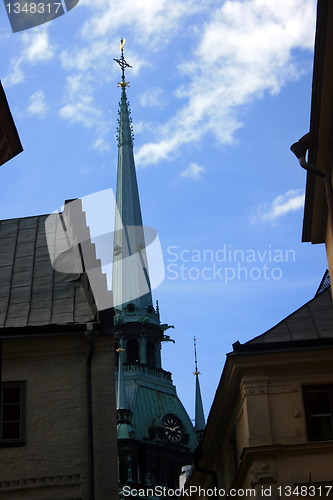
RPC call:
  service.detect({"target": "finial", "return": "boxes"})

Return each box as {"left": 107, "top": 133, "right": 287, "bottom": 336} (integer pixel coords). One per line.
{"left": 193, "top": 336, "right": 200, "bottom": 376}
{"left": 114, "top": 38, "right": 132, "bottom": 88}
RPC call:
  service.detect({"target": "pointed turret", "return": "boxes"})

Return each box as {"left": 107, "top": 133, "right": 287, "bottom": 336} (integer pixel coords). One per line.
{"left": 193, "top": 337, "right": 205, "bottom": 436}
{"left": 112, "top": 40, "right": 159, "bottom": 325}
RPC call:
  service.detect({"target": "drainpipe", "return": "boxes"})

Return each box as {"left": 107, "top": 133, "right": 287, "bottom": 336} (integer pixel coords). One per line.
{"left": 0, "top": 339, "right": 2, "bottom": 415}
{"left": 190, "top": 445, "right": 220, "bottom": 499}
{"left": 290, "top": 134, "right": 333, "bottom": 239}
{"left": 193, "top": 466, "right": 219, "bottom": 499}
{"left": 85, "top": 325, "right": 97, "bottom": 500}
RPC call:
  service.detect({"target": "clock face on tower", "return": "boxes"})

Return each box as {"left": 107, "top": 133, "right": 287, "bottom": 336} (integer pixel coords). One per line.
{"left": 163, "top": 415, "right": 183, "bottom": 442}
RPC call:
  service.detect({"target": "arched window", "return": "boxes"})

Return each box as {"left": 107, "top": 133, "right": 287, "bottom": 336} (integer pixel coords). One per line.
{"left": 146, "top": 340, "right": 156, "bottom": 368}
{"left": 127, "top": 339, "right": 139, "bottom": 364}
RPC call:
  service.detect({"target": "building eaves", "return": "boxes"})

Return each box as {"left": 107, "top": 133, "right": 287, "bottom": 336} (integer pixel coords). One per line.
{"left": 0, "top": 81, "right": 23, "bottom": 166}
{"left": 303, "top": 0, "right": 333, "bottom": 243}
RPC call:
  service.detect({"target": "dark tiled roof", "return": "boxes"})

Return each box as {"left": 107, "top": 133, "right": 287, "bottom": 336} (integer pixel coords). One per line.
{"left": 233, "top": 283, "right": 333, "bottom": 351}
{"left": 0, "top": 214, "right": 96, "bottom": 329}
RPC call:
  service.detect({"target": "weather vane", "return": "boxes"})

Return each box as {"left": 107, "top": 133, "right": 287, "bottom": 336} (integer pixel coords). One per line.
{"left": 113, "top": 38, "right": 132, "bottom": 87}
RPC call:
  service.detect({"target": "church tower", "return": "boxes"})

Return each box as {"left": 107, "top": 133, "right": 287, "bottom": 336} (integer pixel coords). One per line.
{"left": 113, "top": 41, "right": 199, "bottom": 495}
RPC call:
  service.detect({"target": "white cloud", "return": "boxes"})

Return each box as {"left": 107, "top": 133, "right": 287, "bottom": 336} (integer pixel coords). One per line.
{"left": 57, "top": 39, "right": 147, "bottom": 151}
{"left": 2, "top": 59, "right": 25, "bottom": 87}
{"left": 60, "top": 39, "right": 113, "bottom": 73}
{"left": 80, "top": 0, "right": 205, "bottom": 44}
{"left": 2, "top": 0, "right": 316, "bottom": 165}
{"left": 27, "top": 90, "right": 48, "bottom": 118}
{"left": 252, "top": 189, "right": 305, "bottom": 223}
{"left": 60, "top": 40, "right": 147, "bottom": 77}
{"left": 179, "top": 163, "right": 206, "bottom": 180}
{"left": 59, "top": 74, "right": 110, "bottom": 151}
{"left": 140, "top": 88, "right": 164, "bottom": 108}
{"left": 59, "top": 74, "right": 100, "bottom": 126}
{"left": 135, "top": 0, "right": 316, "bottom": 166}
{"left": 23, "top": 31, "right": 55, "bottom": 62}
{"left": 132, "top": 121, "right": 153, "bottom": 135}
{"left": 80, "top": 166, "right": 93, "bottom": 175}
{"left": 2, "top": 30, "right": 55, "bottom": 88}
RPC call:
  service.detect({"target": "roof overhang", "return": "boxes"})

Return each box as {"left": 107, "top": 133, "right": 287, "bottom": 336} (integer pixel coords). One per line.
{"left": 0, "top": 81, "right": 23, "bottom": 166}
{"left": 302, "top": 0, "right": 333, "bottom": 243}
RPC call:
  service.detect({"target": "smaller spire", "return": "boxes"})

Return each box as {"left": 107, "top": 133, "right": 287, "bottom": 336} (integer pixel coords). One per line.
{"left": 193, "top": 337, "right": 205, "bottom": 434}
{"left": 193, "top": 336, "right": 200, "bottom": 377}
{"left": 156, "top": 300, "right": 160, "bottom": 322}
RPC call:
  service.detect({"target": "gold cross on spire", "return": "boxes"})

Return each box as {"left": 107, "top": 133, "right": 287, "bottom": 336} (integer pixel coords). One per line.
{"left": 113, "top": 38, "right": 132, "bottom": 88}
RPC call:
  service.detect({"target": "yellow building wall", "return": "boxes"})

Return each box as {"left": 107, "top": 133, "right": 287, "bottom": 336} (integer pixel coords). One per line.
{"left": 229, "top": 352, "right": 333, "bottom": 494}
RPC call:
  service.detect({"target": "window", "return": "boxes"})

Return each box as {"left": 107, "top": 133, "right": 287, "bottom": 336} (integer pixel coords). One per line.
{"left": 0, "top": 381, "right": 26, "bottom": 445}
{"left": 303, "top": 385, "right": 333, "bottom": 441}
{"left": 146, "top": 340, "right": 156, "bottom": 368}
{"left": 127, "top": 339, "right": 139, "bottom": 364}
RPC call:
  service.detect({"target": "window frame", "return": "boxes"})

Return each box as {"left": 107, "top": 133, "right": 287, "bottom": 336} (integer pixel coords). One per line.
{"left": 0, "top": 381, "right": 26, "bottom": 446}
{"left": 303, "top": 384, "right": 333, "bottom": 442}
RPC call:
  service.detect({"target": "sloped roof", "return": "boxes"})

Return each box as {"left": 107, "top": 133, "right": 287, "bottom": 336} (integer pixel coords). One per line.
{"left": 233, "top": 278, "right": 333, "bottom": 352}
{"left": 117, "top": 364, "right": 198, "bottom": 451}
{"left": 0, "top": 214, "right": 96, "bottom": 330}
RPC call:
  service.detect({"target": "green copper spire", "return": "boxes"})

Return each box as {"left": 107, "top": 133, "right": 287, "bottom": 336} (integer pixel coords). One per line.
{"left": 113, "top": 42, "right": 199, "bottom": 493}
{"left": 194, "top": 337, "right": 205, "bottom": 434}
{"left": 112, "top": 40, "right": 159, "bottom": 325}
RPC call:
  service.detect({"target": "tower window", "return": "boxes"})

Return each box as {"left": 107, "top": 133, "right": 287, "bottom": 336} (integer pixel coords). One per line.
{"left": 303, "top": 385, "right": 333, "bottom": 441}
{"left": 0, "top": 381, "right": 26, "bottom": 445}
{"left": 127, "top": 339, "right": 139, "bottom": 364}
{"left": 126, "top": 304, "right": 136, "bottom": 314}
{"left": 146, "top": 340, "right": 156, "bottom": 368}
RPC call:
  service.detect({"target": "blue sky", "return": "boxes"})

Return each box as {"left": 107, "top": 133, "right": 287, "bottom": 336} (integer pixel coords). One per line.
{"left": 0, "top": 0, "right": 327, "bottom": 422}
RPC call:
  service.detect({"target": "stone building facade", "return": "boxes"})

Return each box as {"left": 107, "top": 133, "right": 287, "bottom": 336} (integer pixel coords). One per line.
{"left": 0, "top": 212, "right": 118, "bottom": 500}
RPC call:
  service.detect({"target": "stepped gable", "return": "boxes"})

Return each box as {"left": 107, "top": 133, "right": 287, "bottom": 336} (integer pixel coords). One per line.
{"left": 0, "top": 202, "right": 103, "bottom": 330}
